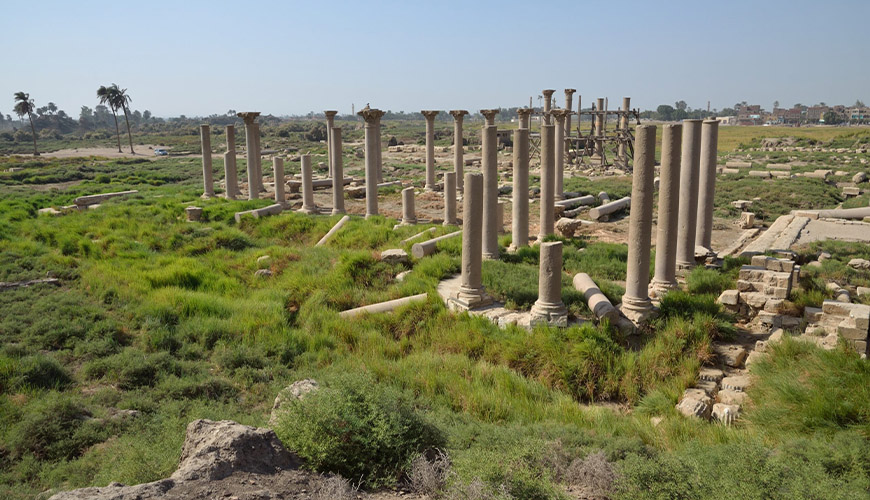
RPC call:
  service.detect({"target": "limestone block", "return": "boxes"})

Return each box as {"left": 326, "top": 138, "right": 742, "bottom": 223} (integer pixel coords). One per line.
{"left": 740, "top": 212, "right": 755, "bottom": 229}
{"left": 737, "top": 280, "right": 760, "bottom": 293}
{"left": 853, "top": 172, "right": 868, "bottom": 184}
{"left": 694, "top": 380, "right": 718, "bottom": 397}
{"left": 676, "top": 389, "right": 712, "bottom": 419}
{"left": 757, "top": 311, "right": 782, "bottom": 328}
{"left": 857, "top": 286, "right": 870, "bottom": 297}
{"left": 721, "top": 375, "right": 751, "bottom": 392}
{"left": 748, "top": 170, "right": 771, "bottom": 179}
{"left": 713, "top": 343, "right": 748, "bottom": 368}
{"left": 712, "top": 403, "right": 740, "bottom": 425}
{"left": 804, "top": 306, "right": 823, "bottom": 322}
{"left": 699, "top": 367, "right": 725, "bottom": 382}
{"left": 732, "top": 200, "right": 753, "bottom": 209}
{"left": 741, "top": 292, "right": 769, "bottom": 309}
{"left": 848, "top": 258, "right": 870, "bottom": 269}
{"left": 717, "top": 389, "right": 748, "bottom": 406}
{"left": 764, "top": 298, "right": 784, "bottom": 313}
{"left": 745, "top": 350, "right": 767, "bottom": 366}
{"left": 554, "top": 217, "right": 583, "bottom": 238}
{"left": 843, "top": 187, "right": 861, "bottom": 197}
{"left": 379, "top": 249, "right": 409, "bottom": 265}
{"left": 717, "top": 290, "right": 739, "bottom": 306}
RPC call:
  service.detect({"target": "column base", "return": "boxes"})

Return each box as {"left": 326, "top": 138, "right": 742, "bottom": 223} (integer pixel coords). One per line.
{"left": 201, "top": 192, "right": 214, "bottom": 199}
{"left": 331, "top": 209, "right": 345, "bottom": 216}
{"left": 507, "top": 242, "right": 528, "bottom": 253}
{"left": 448, "top": 287, "right": 493, "bottom": 312}
{"left": 298, "top": 207, "right": 317, "bottom": 215}
{"left": 443, "top": 220, "right": 458, "bottom": 227}
{"left": 620, "top": 295, "right": 656, "bottom": 325}
{"left": 529, "top": 301, "right": 569, "bottom": 327}
{"left": 482, "top": 251, "right": 499, "bottom": 260}
{"left": 400, "top": 218, "right": 417, "bottom": 225}
{"left": 648, "top": 279, "right": 678, "bottom": 299}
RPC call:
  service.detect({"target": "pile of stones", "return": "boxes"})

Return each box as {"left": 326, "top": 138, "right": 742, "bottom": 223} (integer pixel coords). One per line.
{"left": 803, "top": 300, "right": 870, "bottom": 356}
{"left": 717, "top": 256, "right": 801, "bottom": 330}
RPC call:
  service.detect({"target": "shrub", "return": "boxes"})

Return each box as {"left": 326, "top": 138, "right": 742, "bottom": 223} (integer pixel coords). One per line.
{"left": 685, "top": 267, "right": 734, "bottom": 295}
{"left": 273, "top": 373, "right": 444, "bottom": 487}
{"left": 7, "top": 392, "right": 108, "bottom": 461}
{"left": 11, "top": 354, "right": 72, "bottom": 391}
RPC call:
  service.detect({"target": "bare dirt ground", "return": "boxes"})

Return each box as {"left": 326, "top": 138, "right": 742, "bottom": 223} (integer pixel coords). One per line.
{"left": 38, "top": 145, "right": 177, "bottom": 159}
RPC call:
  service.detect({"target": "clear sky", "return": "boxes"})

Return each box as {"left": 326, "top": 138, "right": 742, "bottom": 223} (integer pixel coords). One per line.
{"left": 1, "top": 0, "right": 867, "bottom": 117}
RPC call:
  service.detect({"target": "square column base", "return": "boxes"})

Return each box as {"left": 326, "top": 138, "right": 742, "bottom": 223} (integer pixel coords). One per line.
{"left": 529, "top": 302, "right": 569, "bottom": 327}
{"left": 620, "top": 296, "right": 657, "bottom": 325}
{"left": 448, "top": 288, "right": 493, "bottom": 312}
{"left": 648, "top": 279, "right": 679, "bottom": 299}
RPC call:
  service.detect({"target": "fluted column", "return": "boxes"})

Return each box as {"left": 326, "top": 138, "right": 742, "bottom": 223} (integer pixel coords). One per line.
{"left": 447, "top": 172, "right": 492, "bottom": 311}
{"left": 539, "top": 123, "right": 555, "bottom": 240}
{"left": 449, "top": 110, "right": 468, "bottom": 191}
{"left": 675, "top": 119, "right": 703, "bottom": 270}
{"left": 324, "top": 110, "right": 338, "bottom": 178}
{"left": 552, "top": 110, "right": 570, "bottom": 200}
{"left": 200, "top": 124, "right": 214, "bottom": 198}
{"left": 330, "top": 126, "right": 345, "bottom": 215}
{"left": 620, "top": 125, "right": 656, "bottom": 324}
{"left": 509, "top": 127, "right": 530, "bottom": 251}
{"left": 481, "top": 124, "right": 499, "bottom": 259}
{"left": 649, "top": 124, "right": 682, "bottom": 297}
{"left": 359, "top": 108, "right": 385, "bottom": 218}
{"left": 530, "top": 241, "right": 568, "bottom": 327}
{"left": 542, "top": 89, "right": 555, "bottom": 124}
{"left": 421, "top": 110, "right": 439, "bottom": 190}
{"left": 224, "top": 125, "right": 239, "bottom": 199}
{"left": 695, "top": 120, "right": 720, "bottom": 251}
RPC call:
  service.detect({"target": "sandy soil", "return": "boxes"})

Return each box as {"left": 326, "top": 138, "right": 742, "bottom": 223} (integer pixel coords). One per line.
{"left": 39, "top": 145, "right": 180, "bottom": 159}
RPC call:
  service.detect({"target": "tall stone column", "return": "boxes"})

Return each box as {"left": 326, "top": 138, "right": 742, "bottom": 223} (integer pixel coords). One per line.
{"left": 421, "top": 111, "right": 439, "bottom": 190}
{"left": 675, "top": 119, "right": 703, "bottom": 270}
{"left": 324, "top": 110, "right": 338, "bottom": 178}
{"left": 592, "top": 98, "right": 605, "bottom": 163}
{"left": 509, "top": 127, "right": 530, "bottom": 252}
{"left": 449, "top": 110, "right": 468, "bottom": 191}
{"left": 621, "top": 125, "right": 656, "bottom": 323}
{"left": 401, "top": 187, "right": 417, "bottom": 225}
{"left": 564, "top": 89, "right": 576, "bottom": 157}
{"left": 444, "top": 171, "right": 457, "bottom": 225}
{"left": 481, "top": 124, "right": 499, "bottom": 259}
{"left": 299, "top": 154, "right": 316, "bottom": 214}
{"left": 649, "top": 124, "right": 683, "bottom": 297}
{"left": 253, "top": 122, "right": 263, "bottom": 193}
{"left": 224, "top": 125, "right": 238, "bottom": 199}
{"left": 448, "top": 172, "right": 492, "bottom": 311}
{"left": 273, "top": 156, "right": 286, "bottom": 207}
{"left": 330, "top": 126, "right": 345, "bottom": 215}
{"left": 374, "top": 113, "right": 384, "bottom": 183}
{"left": 542, "top": 89, "right": 555, "bottom": 124}
{"left": 539, "top": 123, "right": 555, "bottom": 240}
{"left": 359, "top": 108, "right": 385, "bottom": 218}
{"left": 237, "top": 112, "right": 261, "bottom": 200}
{"left": 517, "top": 108, "right": 533, "bottom": 129}
{"left": 530, "top": 241, "right": 568, "bottom": 327}
{"left": 200, "top": 125, "right": 214, "bottom": 198}
{"left": 695, "top": 120, "right": 720, "bottom": 251}
{"left": 552, "top": 110, "right": 569, "bottom": 200}
{"left": 480, "top": 109, "right": 499, "bottom": 127}
{"left": 617, "top": 97, "right": 631, "bottom": 165}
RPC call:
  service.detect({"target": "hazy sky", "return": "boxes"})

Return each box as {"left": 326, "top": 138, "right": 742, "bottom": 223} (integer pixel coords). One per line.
{"left": 2, "top": 0, "right": 867, "bottom": 117}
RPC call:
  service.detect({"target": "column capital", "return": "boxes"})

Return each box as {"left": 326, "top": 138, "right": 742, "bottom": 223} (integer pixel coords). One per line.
{"left": 449, "top": 110, "right": 469, "bottom": 120}
{"left": 516, "top": 108, "right": 533, "bottom": 118}
{"left": 551, "top": 109, "right": 571, "bottom": 121}
{"left": 200, "top": 124, "right": 210, "bottom": 130}
{"left": 564, "top": 89, "right": 576, "bottom": 96}
{"left": 421, "top": 110, "right": 440, "bottom": 120}
{"left": 236, "top": 111, "right": 261, "bottom": 124}
{"left": 324, "top": 110, "right": 338, "bottom": 119}
{"left": 542, "top": 89, "right": 555, "bottom": 98}
{"left": 358, "top": 108, "right": 385, "bottom": 123}
{"left": 479, "top": 109, "right": 499, "bottom": 120}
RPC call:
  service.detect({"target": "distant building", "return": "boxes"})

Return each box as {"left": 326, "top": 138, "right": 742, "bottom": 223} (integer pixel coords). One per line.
{"left": 806, "top": 106, "right": 829, "bottom": 123}
{"left": 716, "top": 116, "right": 736, "bottom": 126}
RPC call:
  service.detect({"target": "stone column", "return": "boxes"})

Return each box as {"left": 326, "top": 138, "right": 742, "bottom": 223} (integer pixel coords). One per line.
{"left": 552, "top": 110, "right": 569, "bottom": 200}
{"left": 200, "top": 125, "right": 214, "bottom": 198}
{"left": 649, "top": 124, "right": 683, "bottom": 297}
{"left": 564, "top": 89, "right": 576, "bottom": 157}
{"left": 539, "top": 123, "right": 555, "bottom": 240}
{"left": 237, "top": 112, "right": 261, "bottom": 200}
{"left": 224, "top": 125, "right": 239, "bottom": 199}
{"left": 444, "top": 171, "right": 457, "bottom": 225}
{"left": 359, "top": 108, "right": 385, "bottom": 218}
{"left": 253, "top": 122, "right": 263, "bottom": 193}
{"left": 449, "top": 110, "right": 468, "bottom": 191}
{"left": 675, "top": 119, "right": 703, "bottom": 270}
{"left": 272, "top": 156, "right": 286, "bottom": 207}
{"left": 480, "top": 109, "right": 499, "bottom": 126}
{"left": 517, "top": 108, "right": 533, "bottom": 129}
{"left": 330, "top": 126, "right": 345, "bottom": 215}
{"left": 530, "top": 241, "right": 568, "bottom": 327}
{"left": 592, "top": 98, "right": 605, "bottom": 162}
{"left": 695, "top": 120, "right": 720, "bottom": 251}
{"left": 542, "top": 89, "right": 555, "bottom": 124}
{"left": 299, "top": 154, "right": 316, "bottom": 214}
{"left": 324, "top": 110, "right": 338, "bottom": 178}
{"left": 481, "top": 124, "right": 499, "bottom": 259}
{"left": 401, "top": 187, "right": 417, "bottom": 225}
{"left": 509, "top": 127, "right": 530, "bottom": 251}
{"left": 621, "top": 125, "right": 656, "bottom": 323}
{"left": 374, "top": 113, "right": 384, "bottom": 183}
{"left": 448, "top": 172, "right": 492, "bottom": 311}
{"left": 421, "top": 110, "right": 439, "bottom": 190}
{"left": 617, "top": 97, "right": 631, "bottom": 165}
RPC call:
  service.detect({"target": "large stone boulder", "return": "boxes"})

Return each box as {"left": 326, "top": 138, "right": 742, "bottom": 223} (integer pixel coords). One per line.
{"left": 269, "top": 379, "right": 320, "bottom": 427}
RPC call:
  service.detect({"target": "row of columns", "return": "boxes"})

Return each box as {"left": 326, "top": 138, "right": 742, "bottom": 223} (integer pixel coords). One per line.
{"left": 620, "top": 120, "right": 720, "bottom": 323}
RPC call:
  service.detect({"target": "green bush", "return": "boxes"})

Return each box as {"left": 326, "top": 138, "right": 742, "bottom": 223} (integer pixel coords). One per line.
{"left": 10, "top": 354, "right": 72, "bottom": 391}
{"left": 273, "top": 373, "right": 444, "bottom": 487}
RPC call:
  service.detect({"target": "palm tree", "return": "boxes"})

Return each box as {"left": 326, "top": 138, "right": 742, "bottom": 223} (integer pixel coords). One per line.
{"left": 109, "top": 84, "right": 134, "bottom": 154}
{"left": 97, "top": 85, "right": 122, "bottom": 152}
{"left": 13, "top": 92, "right": 38, "bottom": 156}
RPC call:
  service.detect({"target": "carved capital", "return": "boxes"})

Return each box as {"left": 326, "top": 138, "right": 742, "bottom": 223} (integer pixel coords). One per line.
{"left": 324, "top": 110, "right": 338, "bottom": 118}
{"left": 421, "top": 110, "right": 440, "bottom": 120}
{"left": 449, "top": 110, "right": 469, "bottom": 120}
{"left": 516, "top": 108, "right": 533, "bottom": 118}
{"left": 236, "top": 111, "right": 261, "bottom": 124}
{"left": 542, "top": 89, "right": 555, "bottom": 97}
{"left": 479, "top": 109, "right": 499, "bottom": 120}
{"left": 564, "top": 89, "right": 576, "bottom": 96}
{"left": 358, "top": 108, "right": 385, "bottom": 123}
